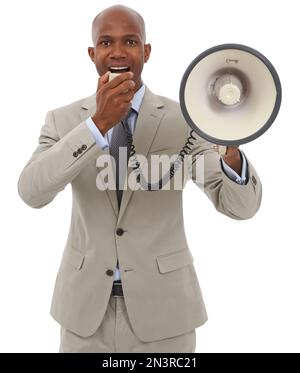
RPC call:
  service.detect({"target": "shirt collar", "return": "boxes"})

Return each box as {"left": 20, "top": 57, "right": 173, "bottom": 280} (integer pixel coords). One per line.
{"left": 131, "top": 84, "right": 145, "bottom": 113}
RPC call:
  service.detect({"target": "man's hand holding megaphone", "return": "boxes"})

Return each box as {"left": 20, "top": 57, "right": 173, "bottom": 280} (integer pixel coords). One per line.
{"left": 212, "top": 144, "right": 242, "bottom": 176}
{"left": 219, "top": 146, "right": 242, "bottom": 176}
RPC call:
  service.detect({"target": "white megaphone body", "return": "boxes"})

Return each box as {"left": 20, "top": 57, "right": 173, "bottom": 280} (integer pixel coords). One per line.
{"left": 179, "top": 44, "right": 282, "bottom": 154}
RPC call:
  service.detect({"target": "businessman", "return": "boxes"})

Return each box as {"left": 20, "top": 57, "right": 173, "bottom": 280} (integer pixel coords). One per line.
{"left": 17, "top": 5, "right": 262, "bottom": 353}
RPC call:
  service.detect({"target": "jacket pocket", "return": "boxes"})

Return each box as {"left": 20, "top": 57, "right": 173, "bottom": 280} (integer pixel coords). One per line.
{"left": 156, "top": 248, "right": 194, "bottom": 274}
{"left": 63, "top": 247, "right": 85, "bottom": 270}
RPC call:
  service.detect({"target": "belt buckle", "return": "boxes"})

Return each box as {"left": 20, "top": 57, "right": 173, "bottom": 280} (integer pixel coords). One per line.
{"left": 112, "top": 281, "right": 123, "bottom": 298}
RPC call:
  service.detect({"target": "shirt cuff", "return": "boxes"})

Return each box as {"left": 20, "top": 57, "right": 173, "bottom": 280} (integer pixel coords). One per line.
{"left": 220, "top": 149, "right": 247, "bottom": 185}
{"left": 85, "top": 116, "right": 109, "bottom": 150}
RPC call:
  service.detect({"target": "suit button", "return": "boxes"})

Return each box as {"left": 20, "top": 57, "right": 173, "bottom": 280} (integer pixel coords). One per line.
{"left": 251, "top": 175, "right": 257, "bottom": 185}
{"left": 81, "top": 144, "right": 87, "bottom": 151}
{"left": 116, "top": 228, "right": 124, "bottom": 236}
{"left": 73, "top": 151, "right": 78, "bottom": 157}
{"left": 106, "top": 269, "right": 114, "bottom": 276}
{"left": 77, "top": 148, "right": 82, "bottom": 154}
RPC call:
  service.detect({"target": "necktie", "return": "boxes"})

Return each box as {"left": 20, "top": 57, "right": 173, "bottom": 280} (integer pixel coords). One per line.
{"left": 109, "top": 110, "right": 133, "bottom": 210}
{"left": 109, "top": 109, "right": 134, "bottom": 277}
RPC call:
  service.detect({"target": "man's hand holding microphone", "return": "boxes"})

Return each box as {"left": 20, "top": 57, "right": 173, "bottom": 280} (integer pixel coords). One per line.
{"left": 91, "top": 71, "right": 135, "bottom": 136}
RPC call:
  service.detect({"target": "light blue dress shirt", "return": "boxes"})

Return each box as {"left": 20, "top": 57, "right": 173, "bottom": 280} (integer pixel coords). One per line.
{"left": 85, "top": 84, "right": 248, "bottom": 281}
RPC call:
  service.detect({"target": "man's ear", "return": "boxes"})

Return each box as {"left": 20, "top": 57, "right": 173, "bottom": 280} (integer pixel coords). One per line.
{"left": 88, "top": 47, "right": 95, "bottom": 62}
{"left": 144, "top": 44, "right": 151, "bottom": 63}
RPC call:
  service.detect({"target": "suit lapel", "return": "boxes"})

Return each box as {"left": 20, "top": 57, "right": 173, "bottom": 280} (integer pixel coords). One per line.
{"left": 80, "top": 94, "right": 119, "bottom": 217}
{"left": 117, "top": 86, "right": 164, "bottom": 222}
{"left": 79, "top": 85, "right": 165, "bottom": 221}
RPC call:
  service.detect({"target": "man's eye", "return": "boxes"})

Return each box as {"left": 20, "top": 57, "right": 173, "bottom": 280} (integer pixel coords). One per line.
{"left": 127, "top": 40, "right": 136, "bottom": 46}
{"left": 100, "top": 40, "right": 110, "bottom": 46}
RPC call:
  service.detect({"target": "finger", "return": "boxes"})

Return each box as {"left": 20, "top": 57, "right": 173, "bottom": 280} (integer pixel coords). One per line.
{"left": 110, "top": 80, "right": 135, "bottom": 99}
{"left": 226, "top": 146, "right": 240, "bottom": 155}
{"left": 110, "top": 92, "right": 134, "bottom": 110}
{"left": 117, "top": 93, "right": 134, "bottom": 104}
{"left": 118, "top": 85, "right": 135, "bottom": 96}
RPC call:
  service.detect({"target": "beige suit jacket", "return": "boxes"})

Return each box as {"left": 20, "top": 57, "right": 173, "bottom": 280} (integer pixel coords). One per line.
{"left": 17, "top": 85, "right": 262, "bottom": 342}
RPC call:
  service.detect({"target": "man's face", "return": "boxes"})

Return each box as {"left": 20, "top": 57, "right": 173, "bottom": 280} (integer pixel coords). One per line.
{"left": 88, "top": 10, "right": 151, "bottom": 92}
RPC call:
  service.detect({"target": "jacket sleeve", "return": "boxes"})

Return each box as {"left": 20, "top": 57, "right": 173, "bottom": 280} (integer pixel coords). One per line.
{"left": 188, "top": 130, "right": 262, "bottom": 220}
{"left": 17, "top": 110, "right": 102, "bottom": 209}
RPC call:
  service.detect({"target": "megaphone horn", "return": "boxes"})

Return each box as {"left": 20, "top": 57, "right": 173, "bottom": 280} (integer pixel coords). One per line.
{"left": 179, "top": 44, "right": 282, "bottom": 154}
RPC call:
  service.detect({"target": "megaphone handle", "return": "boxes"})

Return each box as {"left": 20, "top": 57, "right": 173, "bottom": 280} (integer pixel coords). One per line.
{"left": 218, "top": 145, "right": 227, "bottom": 156}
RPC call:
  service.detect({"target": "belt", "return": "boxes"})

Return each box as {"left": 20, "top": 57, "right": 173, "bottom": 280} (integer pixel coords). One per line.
{"left": 111, "top": 280, "right": 124, "bottom": 297}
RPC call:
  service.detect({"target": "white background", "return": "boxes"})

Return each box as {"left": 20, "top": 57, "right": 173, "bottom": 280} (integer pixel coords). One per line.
{"left": 1, "top": 0, "right": 299, "bottom": 352}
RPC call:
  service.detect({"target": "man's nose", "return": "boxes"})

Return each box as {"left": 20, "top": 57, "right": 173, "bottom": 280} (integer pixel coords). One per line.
{"left": 109, "top": 42, "right": 126, "bottom": 59}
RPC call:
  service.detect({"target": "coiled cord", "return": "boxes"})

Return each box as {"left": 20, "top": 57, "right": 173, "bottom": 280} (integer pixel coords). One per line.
{"left": 122, "top": 120, "right": 197, "bottom": 191}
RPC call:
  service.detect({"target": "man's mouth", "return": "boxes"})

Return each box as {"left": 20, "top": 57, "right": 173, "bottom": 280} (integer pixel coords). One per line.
{"left": 108, "top": 66, "right": 130, "bottom": 73}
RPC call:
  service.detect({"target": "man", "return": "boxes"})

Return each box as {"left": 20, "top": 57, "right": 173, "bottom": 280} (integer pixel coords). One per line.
{"left": 17, "top": 5, "right": 262, "bottom": 353}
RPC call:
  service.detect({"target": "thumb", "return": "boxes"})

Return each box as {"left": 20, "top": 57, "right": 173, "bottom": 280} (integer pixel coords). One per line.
{"left": 97, "top": 71, "right": 110, "bottom": 90}
{"left": 100, "top": 71, "right": 110, "bottom": 84}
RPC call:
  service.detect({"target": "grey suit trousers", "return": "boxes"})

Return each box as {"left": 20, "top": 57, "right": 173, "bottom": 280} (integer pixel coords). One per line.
{"left": 59, "top": 293, "right": 196, "bottom": 353}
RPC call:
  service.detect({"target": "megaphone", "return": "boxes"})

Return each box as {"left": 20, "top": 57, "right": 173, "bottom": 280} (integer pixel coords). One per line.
{"left": 179, "top": 44, "right": 282, "bottom": 154}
